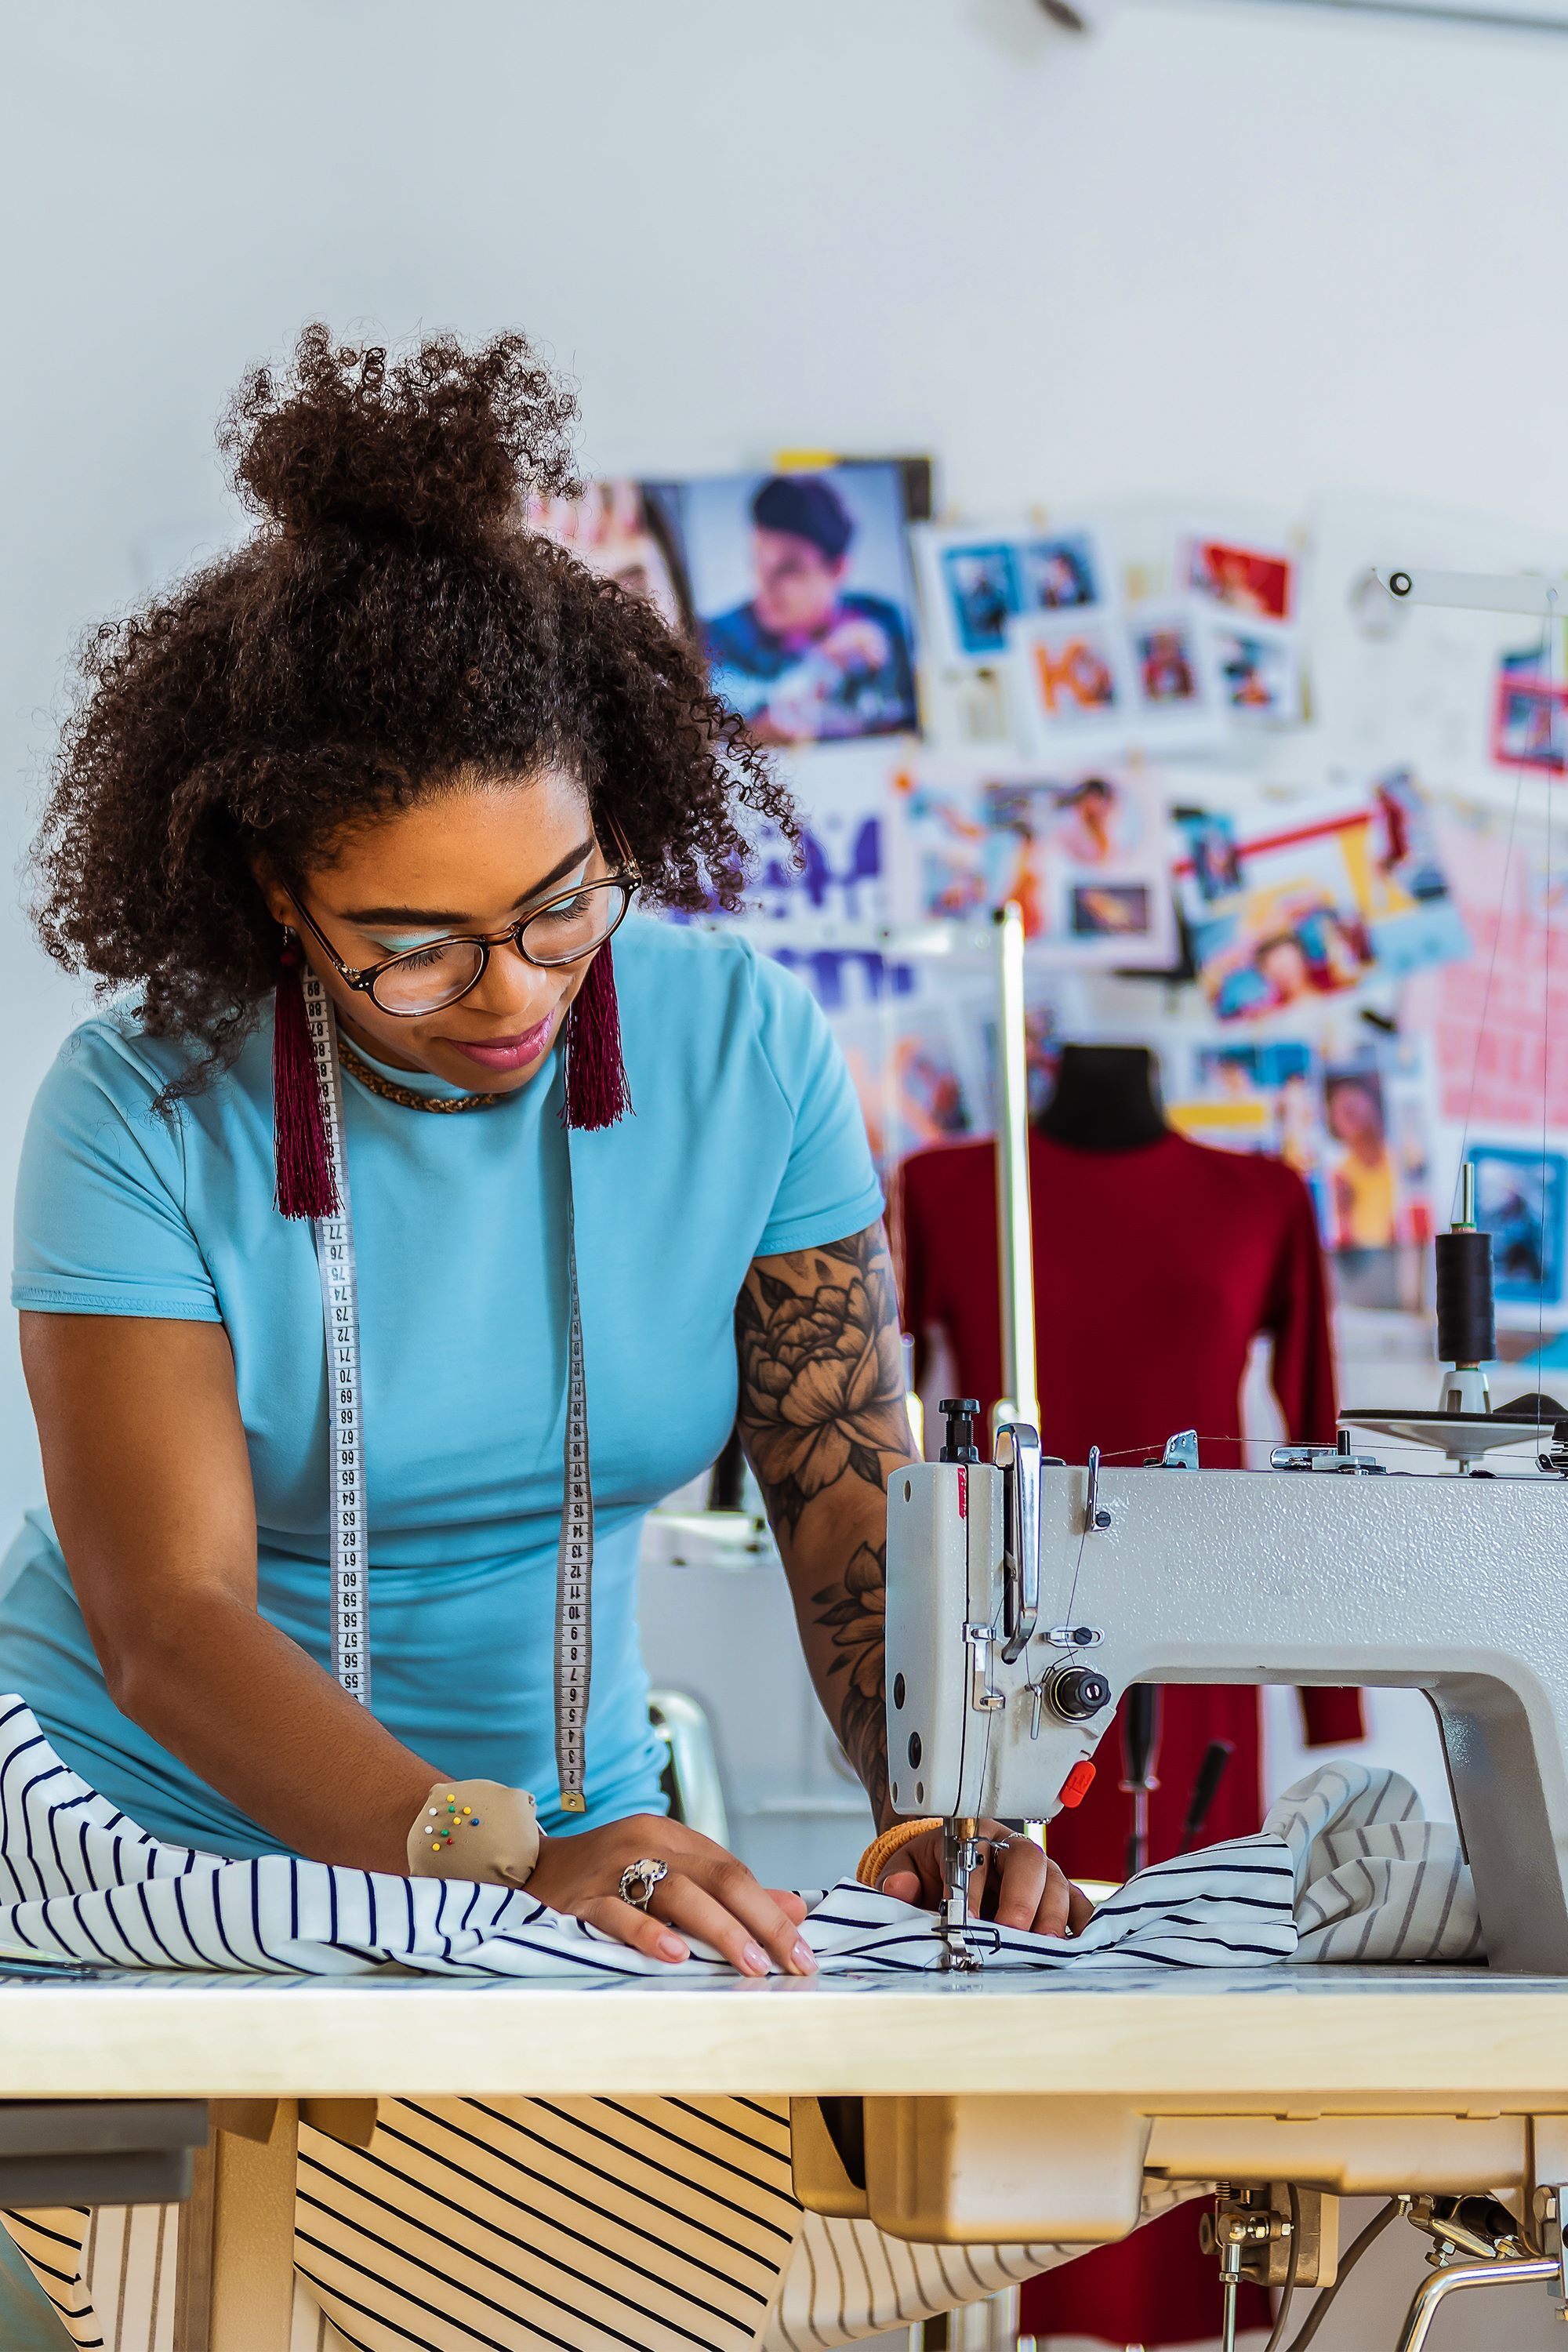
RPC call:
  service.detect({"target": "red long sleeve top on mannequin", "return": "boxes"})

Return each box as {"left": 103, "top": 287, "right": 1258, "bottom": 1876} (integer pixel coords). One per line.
{"left": 898, "top": 1126, "right": 1363, "bottom": 2349}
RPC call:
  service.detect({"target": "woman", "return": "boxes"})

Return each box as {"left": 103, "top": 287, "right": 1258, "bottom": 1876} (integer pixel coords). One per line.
{"left": 0, "top": 328, "right": 1088, "bottom": 2349}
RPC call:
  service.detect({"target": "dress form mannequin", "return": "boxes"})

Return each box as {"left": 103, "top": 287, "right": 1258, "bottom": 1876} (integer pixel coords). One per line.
{"left": 1036, "top": 1043, "right": 1167, "bottom": 1152}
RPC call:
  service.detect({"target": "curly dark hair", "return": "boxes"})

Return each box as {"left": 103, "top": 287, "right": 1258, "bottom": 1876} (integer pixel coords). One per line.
{"left": 32, "top": 325, "right": 794, "bottom": 1070}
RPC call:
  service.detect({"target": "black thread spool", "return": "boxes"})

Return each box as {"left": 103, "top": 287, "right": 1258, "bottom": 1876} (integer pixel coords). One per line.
{"left": 1436, "top": 1228, "right": 1494, "bottom": 1370}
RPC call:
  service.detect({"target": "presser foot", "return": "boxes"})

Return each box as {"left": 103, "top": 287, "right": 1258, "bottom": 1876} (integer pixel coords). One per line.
{"left": 938, "top": 1819, "right": 986, "bottom": 1973}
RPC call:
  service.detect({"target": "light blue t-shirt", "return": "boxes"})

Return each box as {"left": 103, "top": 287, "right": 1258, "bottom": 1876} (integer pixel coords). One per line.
{"left": 3, "top": 917, "right": 882, "bottom": 1857}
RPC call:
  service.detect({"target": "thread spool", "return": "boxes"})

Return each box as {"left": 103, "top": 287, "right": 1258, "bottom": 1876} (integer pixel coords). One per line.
{"left": 1436, "top": 1228, "right": 1494, "bottom": 1370}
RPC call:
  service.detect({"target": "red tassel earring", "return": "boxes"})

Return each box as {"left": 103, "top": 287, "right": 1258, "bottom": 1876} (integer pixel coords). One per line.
{"left": 273, "top": 931, "right": 340, "bottom": 1219}
{"left": 563, "top": 939, "right": 632, "bottom": 1132}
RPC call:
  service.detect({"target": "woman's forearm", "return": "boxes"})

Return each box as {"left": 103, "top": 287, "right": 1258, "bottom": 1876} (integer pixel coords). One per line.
{"left": 778, "top": 1486, "right": 905, "bottom": 1831}
{"left": 110, "top": 1592, "right": 442, "bottom": 1871}
{"left": 22, "top": 1316, "right": 444, "bottom": 1875}
{"left": 735, "top": 1221, "right": 919, "bottom": 1833}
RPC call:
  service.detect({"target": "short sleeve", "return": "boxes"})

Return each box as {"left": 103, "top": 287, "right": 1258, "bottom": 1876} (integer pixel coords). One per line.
{"left": 12, "top": 1025, "right": 221, "bottom": 1322}
{"left": 749, "top": 955, "right": 884, "bottom": 1258}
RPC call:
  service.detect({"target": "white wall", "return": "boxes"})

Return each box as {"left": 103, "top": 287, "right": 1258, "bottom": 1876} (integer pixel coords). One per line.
{"left": 4, "top": 0, "right": 1568, "bottom": 1523}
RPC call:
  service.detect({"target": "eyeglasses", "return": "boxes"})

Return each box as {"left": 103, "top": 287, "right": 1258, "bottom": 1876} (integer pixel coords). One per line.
{"left": 289, "top": 863, "right": 638, "bottom": 1017}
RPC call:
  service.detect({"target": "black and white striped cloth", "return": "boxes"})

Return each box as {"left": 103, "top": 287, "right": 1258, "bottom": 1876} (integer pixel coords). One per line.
{"left": 1265, "top": 1758, "right": 1483, "bottom": 1963}
{"left": 0, "top": 1699, "right": 1298, "bottom": 1978}
{"left": 0, "top": 1699, "right": 1481, "bottom": 2351}
{"left": 2, "top": 2106, "right": 1199, "bottom": 2352}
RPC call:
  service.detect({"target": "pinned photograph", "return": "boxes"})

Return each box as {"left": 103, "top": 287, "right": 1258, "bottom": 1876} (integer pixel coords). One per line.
{"left": 1174, "top": 808, "right": 1243, "bottom": 902}
{"left": 1015, "top": 531, "right": 1103, "bottom": 614}
{"left": 1320, "top": 1039, "right": 1437, "bottom": 1308}
{"left": 939, "top": 542, "right": 1019, "bottom": 656}
{"left": 644, "top": 463, "right": 918, "bottom": 745}
{"left": 1011, "top": 612, "right": 1134, "bottom": 760}
{"left": 1070, "top": 882, "right": 1151, "bottom": 936}
{"left": 1135, "top": 616, "right": 1201, "bottom": 706}
{"left": 1471, "top": 1143, "right": 1568, "bottom": 1316}
{"left": 1127, "top": 601, "right": 1225, "bottom": 750}
{"left": 1493, "top": 674, "right": 1568, "bottom": 775}
{"left": 1185, "top": 536, "right": 1295, "bottom": 624}
{"left": 1211, "top": 625, "right": 1301, "bottom": 723}
{"left": 1323, "top": 1057, "right": 1433, "bottom": 1254}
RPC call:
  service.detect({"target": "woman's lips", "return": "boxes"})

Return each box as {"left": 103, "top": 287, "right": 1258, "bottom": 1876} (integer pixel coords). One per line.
{"left": 440, "top": 1013, "right": 556, "bottom": 1073}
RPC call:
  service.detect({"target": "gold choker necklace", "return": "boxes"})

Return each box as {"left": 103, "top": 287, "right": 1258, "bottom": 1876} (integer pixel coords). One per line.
{"left": 338, "top": 1036, "right": 508, "bottom": 1114}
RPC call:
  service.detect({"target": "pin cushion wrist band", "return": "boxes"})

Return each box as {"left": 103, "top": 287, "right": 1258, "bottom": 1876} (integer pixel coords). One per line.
{"left": 856, "top": 1817, "right": 942, "bottom": 1889}
{"left": 406, "top": 1779, "right": 541, "bottom": 1887}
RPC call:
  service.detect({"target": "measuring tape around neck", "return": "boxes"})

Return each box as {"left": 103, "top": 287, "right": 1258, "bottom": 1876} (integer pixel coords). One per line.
{"left": 299, "top": 971, "right": 596, "bottom": 1806}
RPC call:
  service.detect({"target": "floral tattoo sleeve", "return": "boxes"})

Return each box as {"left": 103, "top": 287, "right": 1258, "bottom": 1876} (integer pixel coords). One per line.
{"left": 735, "top": 1223, "right": 915, "bottom": 1828}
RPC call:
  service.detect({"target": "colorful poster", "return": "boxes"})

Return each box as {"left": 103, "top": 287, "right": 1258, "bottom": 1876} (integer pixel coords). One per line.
{"left": 1174, "top": 783, "right": 1468, "bottom": 1024}
{"left": 894, "top": 764, "right": 1176, "bottom": 970}
{"left": 1176, "top": 802, "right": 1381, "bottom": 1022}
{"left": 705, "top": 742, "right": 895, "bottom": 936}
{"left": 895, "top": 772, "right": 991, "bottom": 922}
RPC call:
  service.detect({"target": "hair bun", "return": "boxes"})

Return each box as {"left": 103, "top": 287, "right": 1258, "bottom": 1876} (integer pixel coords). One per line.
{"left": 220, "top": 324, "right": 579, "bottom": 542}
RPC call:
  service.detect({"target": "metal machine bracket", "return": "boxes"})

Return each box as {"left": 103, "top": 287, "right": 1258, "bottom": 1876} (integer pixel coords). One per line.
{"left": 1083, "top": 1444, "right": 1112, "bottom": 1532}
{"left": 1156, "top": 1429, "right": 1199, "bottom": 1472}
{"left": 996, "top": 1423, "right": 1041, "bottom": 1663}
{"left": 1270, "top": 1433, "right": 1387, "bottom": 1475}
{"left": 1202, "top": 2183, "right": 1337, "bottom": 2290}
{"left": 966, "top": 1623, "right": 1004, "bottom": 1713}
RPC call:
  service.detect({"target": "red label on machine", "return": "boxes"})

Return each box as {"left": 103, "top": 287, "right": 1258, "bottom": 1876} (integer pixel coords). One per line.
{"left": 956, "top": 1466, "right": 967, "bottom": 1519}
{"left": 1058, "top": 1760, "right": 1096, "bottom": 1810}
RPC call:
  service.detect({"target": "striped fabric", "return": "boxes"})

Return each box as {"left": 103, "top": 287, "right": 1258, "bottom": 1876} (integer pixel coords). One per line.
{"left": 0, "top": 1704, "right": 1481, "bottom": 2352}
{"left": 1264, "top": 1760, "right": 1483, "bottom": 1963}
{"left": 4, "top": 2106, "right": 1192, "bottom": 2352}
{"left": 4, "top": 2199, "right": 343, "bottom": 2350}
{"left": 0, "top": 1700, "right": 1299, "bottom": 1979}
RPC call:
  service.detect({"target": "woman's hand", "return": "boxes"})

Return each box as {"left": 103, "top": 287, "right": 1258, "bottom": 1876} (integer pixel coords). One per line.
{"left": 878, "top": 1823, "right": 1095, "bottom": 1938}
{"left": 525, "top": 1814, "right": 818, "bottom": 1978}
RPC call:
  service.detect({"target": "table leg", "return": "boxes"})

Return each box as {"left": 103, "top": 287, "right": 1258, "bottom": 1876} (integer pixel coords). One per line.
{"left": 174, "top": 2100, "right": 298, "bottom": 2352}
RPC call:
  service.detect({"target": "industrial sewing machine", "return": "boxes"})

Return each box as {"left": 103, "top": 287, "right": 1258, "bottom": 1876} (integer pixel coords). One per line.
{"left": 862, "top": 677, "right": 1568, "bottom": 2337}
{"left": 885, "top": 1381, "right": 1568, "bottom": 1974}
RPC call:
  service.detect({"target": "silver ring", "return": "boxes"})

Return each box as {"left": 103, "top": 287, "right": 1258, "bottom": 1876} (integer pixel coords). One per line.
{"left": 619, "top": 1857, "right": 670, "bottom": 1911}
